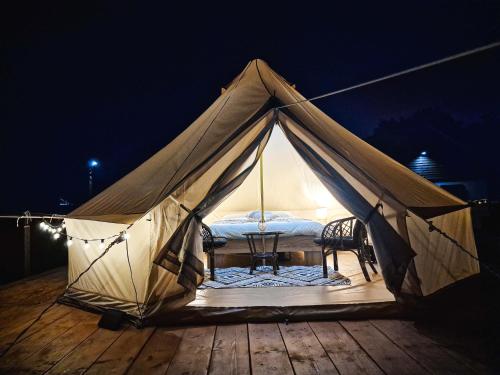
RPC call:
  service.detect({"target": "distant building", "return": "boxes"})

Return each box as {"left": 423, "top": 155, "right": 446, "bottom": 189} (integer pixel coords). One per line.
{"left": 407, "top": 152, "right": 486, "bottom": 201}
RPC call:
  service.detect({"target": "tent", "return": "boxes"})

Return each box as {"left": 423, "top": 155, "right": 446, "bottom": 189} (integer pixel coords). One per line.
{"left": 63, "top": 60, "right": 479, "bottom": 323}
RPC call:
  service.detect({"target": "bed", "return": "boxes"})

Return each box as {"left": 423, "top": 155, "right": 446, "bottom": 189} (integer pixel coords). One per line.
{"left": 207, "top": 211, "right": 324, "bottom": 266}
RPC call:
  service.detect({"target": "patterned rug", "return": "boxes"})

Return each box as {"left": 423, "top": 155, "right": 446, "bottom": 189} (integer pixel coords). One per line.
{"left": 199, "top": 265, "right": 351, "bottom": 289}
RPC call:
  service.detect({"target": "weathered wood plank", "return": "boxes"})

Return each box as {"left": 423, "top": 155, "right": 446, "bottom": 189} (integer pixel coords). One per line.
{"left": 165, "top": 325, "right": 216, "bottom": 375}
{"left": 0, "top": 269, "right": 66, "bottom": 306}
{"left": 279, "top": 322, "right": 338, "bottom": 375}
{"left": 340, "top": 320, "right": 426, "bottom": 375}
{"left": 309, "top": 321, "right": 382, "bottom": 375}
{"left": 371, "top": 319, "right": 473, "bottom": 374}
{"left": 248, "top": 323, "right": 294, "bottom": 375}
{"left": 0, "top": 308, "right": 91, "bottom": 369}
{"left": 400, "top": 320, "right": 491, "bottom": 374}
{"left": 209, "top": 324, "right": 250, "bottom": 375}
{"left": 45, "top": 328, "right": 123, "bottom": 375}
{"left": 12, "top": 316, "right": 100, "bottom": 374}
{"left": 85, "top": 326, "right": 155, "bottom": 375}
{"left": 127, "top": 327, "right": 184, "bottom": 375}
{"left": 0, "top": 304, "right": 73, "bottom": 354}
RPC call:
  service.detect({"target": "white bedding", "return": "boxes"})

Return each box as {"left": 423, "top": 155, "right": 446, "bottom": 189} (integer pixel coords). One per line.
{"left": 209, "top": 211, "right": 324, "bottom": 239}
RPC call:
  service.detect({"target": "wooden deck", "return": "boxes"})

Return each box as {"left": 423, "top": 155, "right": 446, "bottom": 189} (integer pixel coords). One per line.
{"left": 0, "top": 268, "right": 493, "bottom": 374}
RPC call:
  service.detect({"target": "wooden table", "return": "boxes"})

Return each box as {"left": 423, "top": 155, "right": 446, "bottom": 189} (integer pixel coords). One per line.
{"left": 242, "top": 231, "right": 284, "bottom": 275}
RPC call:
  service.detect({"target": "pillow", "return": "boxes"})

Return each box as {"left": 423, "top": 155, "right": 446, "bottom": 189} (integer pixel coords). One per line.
{"left": 247, "top": 210, "right": 293, "bottom": 221}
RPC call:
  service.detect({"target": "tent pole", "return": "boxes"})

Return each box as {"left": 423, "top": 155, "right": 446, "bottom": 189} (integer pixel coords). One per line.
{"left": 259, "top": 153, "right": 265, "bottom": 229}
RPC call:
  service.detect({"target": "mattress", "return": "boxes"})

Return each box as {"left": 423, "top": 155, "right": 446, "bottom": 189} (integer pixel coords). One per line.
{"left": 209, "top": 211, "right": 324, "bottom": 240}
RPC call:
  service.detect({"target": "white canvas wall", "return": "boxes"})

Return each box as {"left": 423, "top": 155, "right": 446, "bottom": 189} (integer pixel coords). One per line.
{"left": 206, "top": 125, "right": 351, "bottom": 223}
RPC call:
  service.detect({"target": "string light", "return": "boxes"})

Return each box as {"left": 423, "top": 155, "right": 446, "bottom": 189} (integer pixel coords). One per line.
{"left": 38, "top": 218, "right": 131, "bottom": 251}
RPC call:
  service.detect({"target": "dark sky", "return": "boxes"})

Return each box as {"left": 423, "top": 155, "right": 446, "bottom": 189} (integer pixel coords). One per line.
{"left": 1, "top": 1, "right": 499, "bottom": 214}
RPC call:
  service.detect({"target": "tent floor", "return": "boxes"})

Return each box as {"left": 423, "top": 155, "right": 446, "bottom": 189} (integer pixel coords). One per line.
{"left": 0, "top": 268, "right": 494, "bottom": 373}
{"left": 168, "top": 252, "right": 399, "bottom": 324}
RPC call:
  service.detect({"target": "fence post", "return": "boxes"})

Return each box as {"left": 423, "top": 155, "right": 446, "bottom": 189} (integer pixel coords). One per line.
{"left": 24, "top": 222, "right": 31, "bottom": 277}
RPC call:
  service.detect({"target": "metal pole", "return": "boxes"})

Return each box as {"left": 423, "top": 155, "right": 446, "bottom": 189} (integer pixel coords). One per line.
{"left": 259, "top": 154, "right": 266, "bottom": 265}
{"left": 23, "top": 222, "right": 31, "bottom": 276}
{"left": 259, "top": 154, "right": 265, "bottom": 227}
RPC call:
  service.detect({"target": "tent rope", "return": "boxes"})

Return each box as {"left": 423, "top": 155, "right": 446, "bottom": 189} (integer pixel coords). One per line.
{"left": 426, "top": 219, "right": 500, "bottom": 281}
{"left": 125, "top": 239, "right": 144, "bottom": 323}
{"left": 0, "top": 232, "right": 128, "bottom": 358}
{"left": 276, "top": 41, "right": 500, "bottom": 109}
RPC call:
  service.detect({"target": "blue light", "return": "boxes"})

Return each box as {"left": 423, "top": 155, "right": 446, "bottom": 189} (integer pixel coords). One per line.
{"left": 88, "top": 159, "right": 99, "bottom": 168}
{"left": 420, "top": 151, "right": 427, "bottom": 156}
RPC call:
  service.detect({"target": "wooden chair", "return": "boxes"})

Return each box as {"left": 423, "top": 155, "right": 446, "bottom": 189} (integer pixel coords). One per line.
{"left": 201, "top": 223, "right": 227, "bottom": 281}
{"left": 314, "top": 216, "right": 377, "bottom": 281}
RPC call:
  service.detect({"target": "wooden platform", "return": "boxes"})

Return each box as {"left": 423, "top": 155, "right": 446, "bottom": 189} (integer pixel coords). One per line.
{"left": 0, "top": 268, "right": 494, "bottom": 374}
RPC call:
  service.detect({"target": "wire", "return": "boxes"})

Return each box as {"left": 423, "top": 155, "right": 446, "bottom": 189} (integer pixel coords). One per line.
{"left": 277, "top": 41, "right": 500, "bottom": 109}
{"left": 41, "top": 219, "right": 123, "bottom": 242}
{"left": 125, "top": 239, "right": 143, "bottom": 323}
{"left": 0, "top": 234, "right": 124, "bottom": 358}
{"left": 426, "top": 220, "right": 500, "bottom": 281}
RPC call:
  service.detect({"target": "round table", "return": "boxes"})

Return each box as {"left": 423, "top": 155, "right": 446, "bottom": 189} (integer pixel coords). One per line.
{"left": 242, "top": 231, "right": 284, "bottom": 275}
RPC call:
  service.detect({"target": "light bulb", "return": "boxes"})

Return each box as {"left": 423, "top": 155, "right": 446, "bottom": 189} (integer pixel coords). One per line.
{"left": 53, "top": 233, "right": 60, "bottom": 240}
{"left": 66, "top": 237, "right": 73, "bottom": 246}
{"left": 61, "top": 222, "right": 66, "bottom": 228}
{"left": 99, "top": 240, "right": 105, "bottom": 250}
{"left": 57, "top": 227, "right": 62, "bottom": 233}
{"left": 39, "top": 222, "right": 46, "bottom": 230}
{"left": 83, "top": 240, "right": 89, "bottom": 249}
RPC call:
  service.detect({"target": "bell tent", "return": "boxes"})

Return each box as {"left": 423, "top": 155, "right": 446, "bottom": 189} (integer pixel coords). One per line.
{"left": 62, "top": 59, "right": 479, "bottom": 323}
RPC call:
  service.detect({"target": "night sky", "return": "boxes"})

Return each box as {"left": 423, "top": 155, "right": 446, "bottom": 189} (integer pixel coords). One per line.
{"left": 1, "top": 1, "right": 499, "bottom": 214}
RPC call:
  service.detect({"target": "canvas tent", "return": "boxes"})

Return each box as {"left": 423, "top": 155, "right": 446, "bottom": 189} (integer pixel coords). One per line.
{"left": 63, "top": 59, "right": 479, "bottom": 322}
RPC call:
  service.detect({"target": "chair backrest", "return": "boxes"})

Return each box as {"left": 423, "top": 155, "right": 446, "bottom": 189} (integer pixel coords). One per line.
{"left": 201, "top": 223, "right": 214, "bottom": 252}
{"left": 322, "top": 217, "right": 368, "bottom": 248}
{"left": 322, "top": 217, "right": 354, "bottom": 240}
{"left": 352, "top": 219, "right": 366, "bottom": 247}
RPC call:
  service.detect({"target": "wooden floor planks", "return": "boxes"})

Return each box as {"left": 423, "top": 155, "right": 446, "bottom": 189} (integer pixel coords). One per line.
{"left": 127, "top": 327, "right": 184, "bottom": 375}
{"left": 309, "top": 321, "right": 383, "bottom": 375}
{"left": 209, "top": 324, "right": 250, "bottom": 375}
{"left": 85, "top": 326, "right": 155, "bottom": 375}
{"left": 165, "top": 326, "right": 216, "bottom": 375}
{"left": 0, "top": 268, "right": 494, "bottom": 374}
{"left": 248, "top": 323, "right": 294, "bottom": 375}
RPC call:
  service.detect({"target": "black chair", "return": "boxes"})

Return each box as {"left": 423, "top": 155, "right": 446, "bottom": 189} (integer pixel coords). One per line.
{"left": 201, "top": 223, "right": 227, "bottom": 281}
{"left": 314, "top": 217, "right": 377, "bottom": 281}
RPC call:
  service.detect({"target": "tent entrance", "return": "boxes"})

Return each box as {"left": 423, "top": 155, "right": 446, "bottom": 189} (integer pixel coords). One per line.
{"left": 185, "top": 125, "right": 395, "bottom": 318}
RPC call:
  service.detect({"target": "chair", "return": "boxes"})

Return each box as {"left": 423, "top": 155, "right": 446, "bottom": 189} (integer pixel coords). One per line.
{"left": 201, "top": 223, "right": 227, "bottom": 281}
{"left": 314, "top": 216, "right": 377, "bottom": 281}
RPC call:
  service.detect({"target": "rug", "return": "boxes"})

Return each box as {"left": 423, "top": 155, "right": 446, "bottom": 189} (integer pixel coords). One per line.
{"left": 199, "top": 265, "right": 351, "bottom": 289}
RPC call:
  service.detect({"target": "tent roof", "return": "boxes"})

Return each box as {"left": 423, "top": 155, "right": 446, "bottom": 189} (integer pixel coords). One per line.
{"left": 69, "top": 59, "right": 465, "bottom": 223}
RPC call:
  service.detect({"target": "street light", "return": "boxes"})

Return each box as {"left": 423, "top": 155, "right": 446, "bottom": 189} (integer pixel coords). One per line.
{"left": 88, "top": 159, "right": 99, "bottom": 196}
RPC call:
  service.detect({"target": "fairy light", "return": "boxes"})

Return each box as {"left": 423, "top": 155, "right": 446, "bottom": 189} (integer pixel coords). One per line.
{"left": 38, "top": 218, "right": 130, "bottom": 251}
